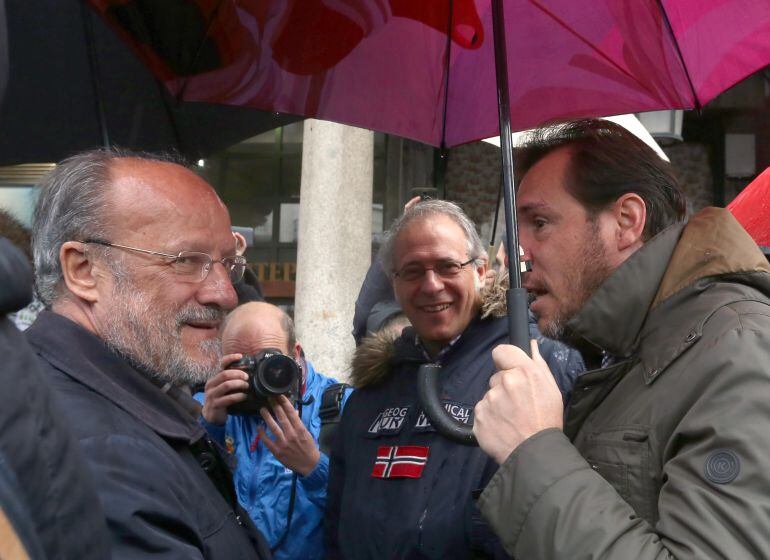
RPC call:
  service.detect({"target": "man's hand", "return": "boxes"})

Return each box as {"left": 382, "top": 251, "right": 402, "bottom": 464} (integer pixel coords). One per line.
{"left": 473, "top": 340, "right": 564, "bottom": 464}
{"left": 201, "top": 353, "right": 249, "bottom": 425}
{"left": 259, "top": 395, "right": 321, "bottom": 476}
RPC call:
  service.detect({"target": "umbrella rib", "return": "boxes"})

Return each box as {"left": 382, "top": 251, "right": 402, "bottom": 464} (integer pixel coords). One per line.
{"left": 439, "top": 0, "right": 455, "bottom": 149}
{"left": 654, "top": 0, "right": 700, "bottom": 110}
{"left": 175, "top": 0, "right": 228, "bottom": 105}
{"left": 528, "top": 0, "right": 651, "bottom": 94}
{"left": 80, "top": 1, "right": 110, "bottom": 148}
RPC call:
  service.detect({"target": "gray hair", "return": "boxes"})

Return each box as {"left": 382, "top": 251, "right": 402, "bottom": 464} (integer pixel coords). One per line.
{"left": 32, "top": 148, "right": 185, "bottom": 306}
{"left": 378, "top": 199, "right": 486, "bottom": 276}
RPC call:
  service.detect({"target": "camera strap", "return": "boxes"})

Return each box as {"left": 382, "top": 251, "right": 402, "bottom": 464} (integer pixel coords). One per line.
{"left": 271, "top": 396, "right": 304, "bottom": 554}
{"left": 318, "top": 383, "right": 352, "bottom": 456}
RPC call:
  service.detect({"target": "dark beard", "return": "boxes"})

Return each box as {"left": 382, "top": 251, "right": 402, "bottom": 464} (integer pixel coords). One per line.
{"left": 541, "top": 220, "right": 613, "bottom": 341}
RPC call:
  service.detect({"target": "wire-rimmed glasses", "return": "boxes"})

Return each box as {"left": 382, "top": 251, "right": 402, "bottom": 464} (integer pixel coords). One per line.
{"left": 393, "top": 258, "right": 477, "bottom": 282}
{"left": 83, "top": 239, "right": 247, "bottom": 284}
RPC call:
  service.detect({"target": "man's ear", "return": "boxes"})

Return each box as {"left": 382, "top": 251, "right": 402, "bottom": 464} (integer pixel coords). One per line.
{"left": 59, "top": 241, "right": 104, "bottom": 303}
{"left": 613, "top": 193, "right": 646, "bottom": 252}
{"left": 474, "top": 259, "right": 488, "bottom": 290}
{"left": 293, "top": 342, "right": 303, "bottom": 361}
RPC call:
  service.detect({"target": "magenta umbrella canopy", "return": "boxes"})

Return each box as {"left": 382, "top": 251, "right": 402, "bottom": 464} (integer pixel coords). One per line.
{"left": 91, "top": 0, "right": 770, "bottom": 148}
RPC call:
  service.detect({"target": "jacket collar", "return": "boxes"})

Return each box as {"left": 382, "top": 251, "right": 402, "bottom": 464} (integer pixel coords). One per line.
{"left": 562, "top": 220, "right": 683, "bottom": 360}
{"left": 564, "top": 208, "right": 770, "bottom": 372}
{"left": 27, "top": 311, "right": 206, "bottom": 444}
{"left": 351, "top": 312, "right": 502, "bottom": 388}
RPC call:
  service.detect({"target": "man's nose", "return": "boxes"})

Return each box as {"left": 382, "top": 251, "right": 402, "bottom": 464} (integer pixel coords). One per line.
{"left": 419, "top": 269, "right": 444, "bottom": 293}
{"left": 197, "top": 261, "right": 238, "bottom": 311}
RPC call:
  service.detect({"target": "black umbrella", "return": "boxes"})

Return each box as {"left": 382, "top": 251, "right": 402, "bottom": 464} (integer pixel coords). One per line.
{"left": 0, "top": 0, "right": 299, "bottom": 166}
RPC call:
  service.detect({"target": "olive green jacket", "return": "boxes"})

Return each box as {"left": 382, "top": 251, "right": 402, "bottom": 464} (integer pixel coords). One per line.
{"left": 479, "top": 208, "right": 770, "bottom": 559}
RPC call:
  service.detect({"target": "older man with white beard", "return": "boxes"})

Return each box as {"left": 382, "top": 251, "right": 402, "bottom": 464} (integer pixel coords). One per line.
{"left": 25, "top": 149, "right": 270, "bottom": 559}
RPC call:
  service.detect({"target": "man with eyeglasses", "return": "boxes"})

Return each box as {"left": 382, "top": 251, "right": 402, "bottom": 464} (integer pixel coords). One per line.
{"left": 25, "top": 149, "right": 270, "bottom": 559}
{"left": 325, "top": 199, "right": 583, "bottom": 559}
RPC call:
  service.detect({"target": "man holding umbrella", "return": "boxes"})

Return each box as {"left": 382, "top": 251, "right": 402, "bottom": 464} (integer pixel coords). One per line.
{"left": 474, "top": 119, "right": 770, "bottom": 558}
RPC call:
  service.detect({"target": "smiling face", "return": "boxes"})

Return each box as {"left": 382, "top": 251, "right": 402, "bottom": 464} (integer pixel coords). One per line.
{"left": 391, "top": 214, "right": 486, "bottom": 356}
{"left": 94, "top": 158, "right": 238, "bottom": 385}
{"left": 517, "top": 148, "right": 618, "bottom": 340}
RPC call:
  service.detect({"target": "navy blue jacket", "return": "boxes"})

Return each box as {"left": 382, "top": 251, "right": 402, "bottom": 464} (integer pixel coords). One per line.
{"left": 326, "top": 315, "right": 582, "bottom": 559}
{"left": 26, "top": 311, "right": 270, "bottom": 560}
{"left": 0, "top": 239, "right": 109, "bottom": 559}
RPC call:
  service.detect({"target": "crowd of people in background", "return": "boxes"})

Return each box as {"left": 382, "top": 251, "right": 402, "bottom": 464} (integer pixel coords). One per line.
{"left": 2, "top": 118, "right": 770, "bottom": 559}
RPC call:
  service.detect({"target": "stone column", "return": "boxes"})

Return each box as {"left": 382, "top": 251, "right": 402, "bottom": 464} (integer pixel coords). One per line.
{"left": 294, "top": 120, "right": 373, "bottom": 381}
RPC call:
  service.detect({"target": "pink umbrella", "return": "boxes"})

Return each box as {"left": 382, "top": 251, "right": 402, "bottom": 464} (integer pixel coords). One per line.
{"left": 89, "top": 0, "right": 770, "bottom": 147}
{"left": 88, "top": 0, "right": 770, "bottom": 442}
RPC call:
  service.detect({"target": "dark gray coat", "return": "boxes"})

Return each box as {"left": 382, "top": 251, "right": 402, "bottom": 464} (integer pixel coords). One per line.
{"left": 0, "top": 239, "right": 109, "bottom": 559}
{"left": 479, "top": 208, "right": 770, "bottom": 559}
{"left": 26, "top": 311, "right": 270, "bottom": 560}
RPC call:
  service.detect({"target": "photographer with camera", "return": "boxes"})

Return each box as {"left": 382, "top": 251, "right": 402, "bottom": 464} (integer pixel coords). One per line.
{"left": 197, "top": 301, "right": 351, "bottom": 560}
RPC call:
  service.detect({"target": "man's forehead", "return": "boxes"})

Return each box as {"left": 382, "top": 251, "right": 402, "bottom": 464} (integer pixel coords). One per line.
{"left": 105, "top": 158, "right": 232, "bottom": 248}
{"left": 224, "top": 308, "right": 289, "bottom": 351}
{"left": 109, "top": 158, "right": 218, "bottom": 206}
{"left": 519, "top": 146, "right": 573, "bottom": 185}
{"left": 394, "top": 215, "right": 467, "bottom": 255}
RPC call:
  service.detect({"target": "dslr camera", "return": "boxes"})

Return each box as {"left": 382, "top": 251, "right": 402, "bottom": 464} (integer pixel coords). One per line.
{"left": 226, "top": 349, "right": 300, "bottom": 415}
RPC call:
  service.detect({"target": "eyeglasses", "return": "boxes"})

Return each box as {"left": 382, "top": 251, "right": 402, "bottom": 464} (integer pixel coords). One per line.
{"left": 393, "top": 258, "right": 477, "bottom": 282}
{"left": 83, "top": 239, "right": 247, "bottom": 284}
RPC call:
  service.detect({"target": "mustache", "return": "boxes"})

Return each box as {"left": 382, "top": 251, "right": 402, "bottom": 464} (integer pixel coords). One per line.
{"left": 523, "top": 275, "right": 548, "bottom": 302}
{"left": 176, "top": 305, "right": 227, "bottom": 326}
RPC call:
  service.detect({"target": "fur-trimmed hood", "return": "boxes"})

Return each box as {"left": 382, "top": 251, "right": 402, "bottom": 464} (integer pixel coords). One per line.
{"left": 350, "top": 273, "right": 510, "bottom": 388}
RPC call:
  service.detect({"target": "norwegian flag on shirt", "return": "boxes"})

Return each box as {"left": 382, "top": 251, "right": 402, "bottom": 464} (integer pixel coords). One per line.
{"left": 371, "top": 445, "right": 429, "bottom": 479}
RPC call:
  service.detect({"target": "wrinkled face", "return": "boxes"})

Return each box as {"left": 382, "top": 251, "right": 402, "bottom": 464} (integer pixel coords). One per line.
{"left": 96, "top": 160, "right": 238, "bottom": 386}
{"left": 517, "top": 148, "right": 615, "bottom": 340}
{"left": 391, "top": 215, "right": 486, "bottom": 355}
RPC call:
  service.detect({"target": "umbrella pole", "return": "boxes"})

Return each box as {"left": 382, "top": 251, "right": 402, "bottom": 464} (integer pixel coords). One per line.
{"left": 80, "top": 1, "right": 110, "bottom": 149}
{"left": 415, "top": 0, "right": 530, "bottom": 448}
{"left": 488, "top": 178, "right": 503, "bottom": 263}
{"left": 491, "top": 0, "right": 530, "bottom": 355}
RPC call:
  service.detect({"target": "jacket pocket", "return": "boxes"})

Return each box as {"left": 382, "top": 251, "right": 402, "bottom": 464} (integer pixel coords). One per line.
{"left": 583, "top": 426, "right": 658, "bottom": 523}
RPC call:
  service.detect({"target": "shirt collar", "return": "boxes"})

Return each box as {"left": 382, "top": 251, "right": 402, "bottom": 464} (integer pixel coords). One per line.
{"left": 415, "top": 332, "right": 462, "bottom": 362}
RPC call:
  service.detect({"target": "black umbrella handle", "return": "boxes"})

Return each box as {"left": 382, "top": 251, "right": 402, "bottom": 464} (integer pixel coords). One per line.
{"left": 420, "top": 0, "right": 532, "bottom": 448}
{"left": 417, "top": 364, "right": 477, "bottom": 446}
{"left": 507, "top": 287, "right": 530, "bottom": 354}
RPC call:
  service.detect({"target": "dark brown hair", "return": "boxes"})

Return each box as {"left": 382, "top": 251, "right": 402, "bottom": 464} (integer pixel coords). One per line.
{"left": 515, "top": 119, "right": 687, "bottom": 239}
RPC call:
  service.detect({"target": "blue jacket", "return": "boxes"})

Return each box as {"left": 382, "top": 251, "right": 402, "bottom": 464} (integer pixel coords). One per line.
{"left": 326, "top": 314, "right": 583, "bottom": 559}
{"left": 197, "top": 361, "right": 350, "bottom": 560}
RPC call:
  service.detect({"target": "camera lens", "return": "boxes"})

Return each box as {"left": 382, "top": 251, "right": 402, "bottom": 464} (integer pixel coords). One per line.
{"left": 255, "top": 354, "right": 298, "bottom": 395}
